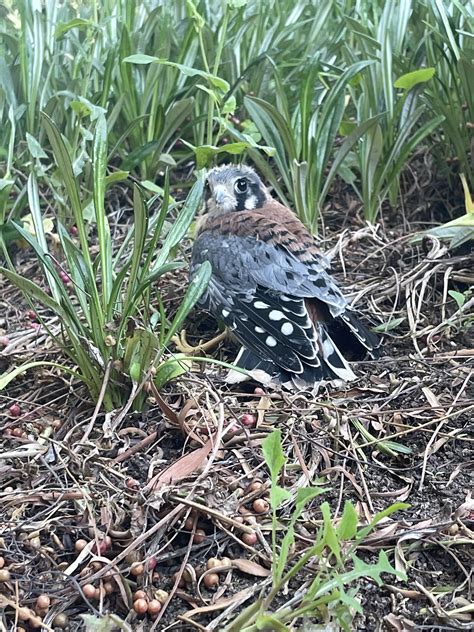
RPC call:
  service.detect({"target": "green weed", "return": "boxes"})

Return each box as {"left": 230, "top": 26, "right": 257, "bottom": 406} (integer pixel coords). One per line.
{"left": 224, "top": 430, "right": 407, "bottom": 631}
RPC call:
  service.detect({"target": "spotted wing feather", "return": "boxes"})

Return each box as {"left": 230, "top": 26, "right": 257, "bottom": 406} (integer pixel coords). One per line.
{"left": 191, "top": 231, "right": 357, "bottom": 382}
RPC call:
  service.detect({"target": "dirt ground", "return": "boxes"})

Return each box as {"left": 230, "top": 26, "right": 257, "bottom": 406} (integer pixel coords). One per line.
{"left": 0, "top": 173, "right": 472, "bottom": 631}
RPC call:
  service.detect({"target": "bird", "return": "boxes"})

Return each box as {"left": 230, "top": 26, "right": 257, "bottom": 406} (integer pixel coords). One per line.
{"left": 189, "top": 164, "right": 380, "bottom": 390}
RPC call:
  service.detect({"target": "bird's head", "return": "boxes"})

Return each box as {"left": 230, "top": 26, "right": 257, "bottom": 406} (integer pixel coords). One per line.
{"left": 204, "top": 164, "right": 269, "bottom": 214}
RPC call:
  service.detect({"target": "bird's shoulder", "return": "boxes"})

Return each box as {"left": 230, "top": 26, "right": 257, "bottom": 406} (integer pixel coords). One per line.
{"left": 197, "top": 198, "right": 324, "bottom": 264}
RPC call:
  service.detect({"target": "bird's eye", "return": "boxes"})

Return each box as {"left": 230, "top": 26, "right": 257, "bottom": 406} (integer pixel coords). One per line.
{"left": 235, "top": 178, "right": 248, "bottom": 194}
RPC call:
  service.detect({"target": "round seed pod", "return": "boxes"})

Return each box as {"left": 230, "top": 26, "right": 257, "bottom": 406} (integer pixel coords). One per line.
{"left": 36, "top": 594, "right": 50, "bottom": 610}
{"left": 0, "top": 569, "right": 11, "bottom": 582}
{"left": 52, "top": 613, "right": 69, "bottom": 628}
{"left": 242, "top": 531, "right": 258, "bottom": 546}
{"left": 75, "top": 539, "right": 88, "bottom": 553}
{"left": 252, "top": 498, "right": 269, "bottom": 514}
{"left": 130, "top": 562, "right": 145, "bottom": 577}
{"left": 133, "top": 598, "right": 148, "bottom": 614}
{"left": 203, "top": 572, "right": 219, "bottom": 589}
{"left": 83, "top": 584, "right": 96, "bottom": 600}
{"left": 147, "top": 599, "right": 162, "bottom": 615}
{"left": 193, "top": 529, "right": 206, "bottom": 544}
{"left": 206, "top": 557, "right": 220, "bottom": 570}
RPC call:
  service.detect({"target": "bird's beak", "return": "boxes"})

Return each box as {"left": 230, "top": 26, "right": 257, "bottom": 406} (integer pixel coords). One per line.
{"left": 213, "top": 185, "right": 234, "bottom": 210}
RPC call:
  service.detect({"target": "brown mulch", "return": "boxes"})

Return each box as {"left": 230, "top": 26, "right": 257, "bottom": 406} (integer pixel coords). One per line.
{"left": 0, "top": 178, "right": 472, "bottom": 631}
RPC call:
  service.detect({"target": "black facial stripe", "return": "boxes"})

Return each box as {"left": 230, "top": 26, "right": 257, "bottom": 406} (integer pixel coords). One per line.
{"left": 234, "top": 180, "right": 266, "bottom": 212}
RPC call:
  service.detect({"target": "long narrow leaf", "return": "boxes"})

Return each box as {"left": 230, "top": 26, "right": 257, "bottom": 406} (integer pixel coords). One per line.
{"left": 93, "top": 113, "right": 112, "bottom": 307}
{"left": 162, "top": 261, "right": 211, "bottom": 349}
{"left": 153, "top": 174, "right": 204, "bottom": 270}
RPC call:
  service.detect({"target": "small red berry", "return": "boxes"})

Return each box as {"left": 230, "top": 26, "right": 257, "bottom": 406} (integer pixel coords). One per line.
{"left": 69, "top": 226, "right": 78, "bottom": 236}
{"left": 9, "top": 404, "right": 21, "bottom": 417}
{"left": 26, "top": 309, "right": 37, "bottom": 321}
{"left": 241, "top": 414, "right": 256, "bottom": 427}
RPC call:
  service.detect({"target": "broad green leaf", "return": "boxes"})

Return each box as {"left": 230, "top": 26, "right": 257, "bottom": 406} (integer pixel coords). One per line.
{"left": 122, "top": 53, "right": 158, "bottom": 64}
{"left": 372, "top": 317, "right": 406, "bottom": 332}
{"left": 262, "top": 429, "right": 286, "bottom": 482}
{"left": 460, "top": 173, "right": 474, "bottom": 214}
{"left": 104, "top": 171, "right": 129, "bottom": 187}
{"left": 244, "top": 96, "right": 295, "bottom": 190}
{"left": 295, "top": 486, "right": 327, "bottom": 510}
{"left": 357, "top": 502, "right": 409, "bottom": 541}
{"left": 41, "top": 112, "right": 82, "bottom": 225}
{"left": 352, "top": 550, "right": 406, "bottom": 584}
{"left": 190, "top": 142, "right": 250, "bottom": 168}
{"left": 337, "top": 585, "right": 364, "bottom": 615}
{"left": 448, "top": 290, "right": 466, "bottom": 309}
{"left": 124, "top": 184, "right": 148, "bottom": 307}
{"left": 449, "top": 227, "right": 474, "bottom": 248}
{"left": 336, "top": 501, "right": 358, "bottom": 540}
{"left": 320, "top": 502, "right": 341, "bottom": 563}
{"left": 254, "top": 615, "right": 289, "bottom": 631}
{"left": 154, "top": 175, "right": 204, "bottom": 270}
{"left": 222, "top": 95, "right": 237, "bottom": 115}
{"left": 321, "top": 116, "right": 383, "bottom": 203}
{"left": 93, "top": 114, "right": 112, "bottom": 306}
{"left": 394, "top": 67, "right": 435, "bottom": 90}
{"left": 123, "top": 328, "right": 160, "bottom": 383}
{"left": 275, "top": 486, "right": 325, "bottom": 581}
{"left": 276, "top": 524, "right": 294, "bottom": 581}
{"left": 154, "top": 356, "right": 193, "bottom": 389}
{"left": 269, "top": 484, "right": 291, "bottom": 513}
{"left": 121, "top": 141, "right": 160, "bottom": 171}
{"left": 382, "top": 440, "right": 413, "bottom": 455}
{"left": 26, "top": 133, "right": 47, "bottom": 159}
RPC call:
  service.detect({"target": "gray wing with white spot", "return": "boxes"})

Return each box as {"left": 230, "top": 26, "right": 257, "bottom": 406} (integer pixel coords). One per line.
{"left": 191, "top": 232, "right": 347, "bottom": 314}
{"left": 190, "top": 232, "right": 353, "bottom": 378}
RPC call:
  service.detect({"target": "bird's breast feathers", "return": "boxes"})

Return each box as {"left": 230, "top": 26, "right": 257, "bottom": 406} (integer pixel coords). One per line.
{"left": 197, "top": 199, "right": 327, "bottom": 266}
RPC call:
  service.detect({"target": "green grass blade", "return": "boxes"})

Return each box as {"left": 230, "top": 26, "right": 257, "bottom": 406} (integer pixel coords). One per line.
{"left": 93, "top": 113, "right": 112, "bottom": 308}
{"left": 153, "top": 174, "right": 204, "bottom": 271}
{"left": 162, "top": 261, "right": 211, "bottom": 349}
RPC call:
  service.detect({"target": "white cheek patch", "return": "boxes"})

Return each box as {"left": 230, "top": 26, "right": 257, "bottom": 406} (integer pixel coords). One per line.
{"left": 244, "top": 194, "right": 257, "bottom": 210}
{"left": 281, "top": 322, "right": 294, "bottom": 336}
{"left": 269, "top": 310, "right": 284, "bottom": 321}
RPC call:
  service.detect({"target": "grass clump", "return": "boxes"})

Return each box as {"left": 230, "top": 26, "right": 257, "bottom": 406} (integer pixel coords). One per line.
{"left": 0, "top": 114, "right": 210, "bottom": 410}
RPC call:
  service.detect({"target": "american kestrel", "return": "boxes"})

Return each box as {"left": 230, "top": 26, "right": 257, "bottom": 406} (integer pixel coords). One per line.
{"left": 190, "top": 164, "right": 379, "bottom": 389}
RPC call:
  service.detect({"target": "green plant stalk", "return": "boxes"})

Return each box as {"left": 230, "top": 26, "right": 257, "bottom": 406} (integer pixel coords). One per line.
{"left": 207, "top": 6, "right": 230, "bottom": 144}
